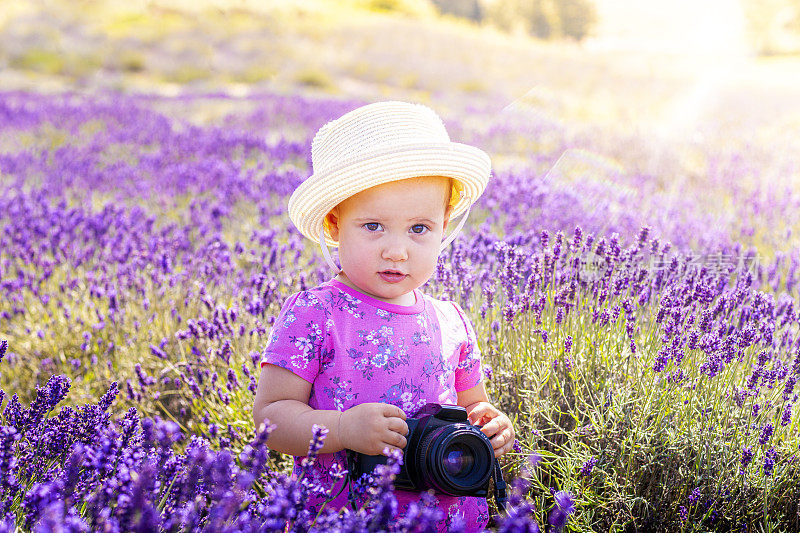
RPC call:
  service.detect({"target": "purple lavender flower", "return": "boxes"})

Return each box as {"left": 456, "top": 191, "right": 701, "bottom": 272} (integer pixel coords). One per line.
{"left": 763, "top": 447, "right": 777, "bottom": 477}
{"left": 759, "top": 424, "right": 773, "bottom": 445}
{"left": 637, "top": 226, "right": 650, "bottom": 248}
{"left": 784, "top": 375, "right": 796, "bottom": 401}
{"left": 149, "top": 344, "right": 168, "bottom": 359}
{"left": 781, "top": 403, "right": 793, "bottom": 426}
{"left": 226, "top": 368, "right": 240, "bottom": 391}
{"left": 396, "top": 489, "right": 445, "bottom": 532}
{"left": 528, "top": 452, "right": 542, "bottom": 470}
{"left": 495, "top": 478, "right": 540, "bottom": 533}
{"left": 9, "top": 88, "right": 800, "bottom": 532}
{"left": 571, "top": 226, "right": 583, "bottom": 252}
{"left": 300, "top": 424, "right": 328, "bottom": 474}
{"left": 97, "top": 382, "right": 119, "bottom": 412}
{"left": 740, "top": 446, "right": 754, "bottom": 473}
{"left": 580, "top": 456, "right": 598, "bottom": 478}
{"left": 547, "top": 490, "right": 575, "bottom": 533}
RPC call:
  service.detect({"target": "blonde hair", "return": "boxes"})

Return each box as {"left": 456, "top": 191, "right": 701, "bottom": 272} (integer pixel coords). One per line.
{"left": 446, "top": 177, "right": 463, "bottom": 213}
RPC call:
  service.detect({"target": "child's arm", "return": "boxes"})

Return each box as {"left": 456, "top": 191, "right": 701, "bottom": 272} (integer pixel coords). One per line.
{"left": 457, "top": 381, "right": 516, "bottom": 458}
{"left": 253, "top": 363, "right": 409, "bottom": 457}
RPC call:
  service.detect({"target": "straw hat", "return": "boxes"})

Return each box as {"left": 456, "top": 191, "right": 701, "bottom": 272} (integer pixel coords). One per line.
{"left": 288, "top": 101, "right": 491, "bottom": 247}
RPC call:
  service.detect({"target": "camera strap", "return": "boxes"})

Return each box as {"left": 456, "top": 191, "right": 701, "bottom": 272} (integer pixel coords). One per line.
{"left": 492, "top": 461, "right": 508, "bottom": 514}
{"left": 343, "top": 450, "right": 359, "bottom": 512}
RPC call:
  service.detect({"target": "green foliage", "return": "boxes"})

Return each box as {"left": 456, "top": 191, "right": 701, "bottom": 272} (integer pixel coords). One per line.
{"left": 10, "top": 49, "right": 65, "bottom": 75}
{"left": 480, "top": 0, "right": 597, "bottom": 41}
{"left": 553, "top": 0, "right": 596, "bottom": 41}
{"left": 164, "top": 65, "right": 210, "bottom": 84}
{"left": 457, "top": 78, "right": 488, "bottom": 94}
{"left": 293, "top": 68, "right": 337, "bottom": 91}
{"left": 116, "top": 50, "right": 147, "bottom": 72}
{"left": 430, "top": 0, "right": 484, "bottom": 21}
{"left": 234, "top": 65, "right": 276, "bottom": 84}
{"left": 353, "top": 0, "right": 438, "bottom": 17}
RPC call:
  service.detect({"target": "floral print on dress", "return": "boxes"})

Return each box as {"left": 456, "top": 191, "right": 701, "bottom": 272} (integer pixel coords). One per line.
{"left": 409, "top": 313, "right": 435, "bottom": 346}
{"left": 358, "top": 324, "right": 394, "bottom": 346}
{"left": 260, "top": 279, "right": 487, "bottom": 531}
{"left": 325, "top": 289, "right": 365, "bottom": 319}
{"left": 320, "top": 345, "right": 336, "bottom": 372}
{"left": 375, "top": 308, "right": 394, "bottom": 321}
{"left": 346, "top": 325, "right": 410, "bottom": 379}
{"left": 288, "top": 319, "right": 324, "bottom": 370}
{"left": 380, "top": 378, "right": 428, "bottom": 414}
{"left": 412, "top": 329, "right": 432, "bottom": 346}
{"left": 296, "top": 291, "right": 329, "bottom": 316}
{"left": 322, "top": 375, "right": 358, "bottom": 410}
{"left": 348, "top": 342, "right": 409, "bottom": 380}
{"left": 437, "top": 360, "right": 458, "bottom": 390}
{"left": 421, "top": 351, "right": 446, "bottom": 379}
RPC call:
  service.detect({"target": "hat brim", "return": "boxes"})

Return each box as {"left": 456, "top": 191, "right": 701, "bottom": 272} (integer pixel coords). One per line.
{"left": 288, "top": 142, "right": 490, "bottom": 247}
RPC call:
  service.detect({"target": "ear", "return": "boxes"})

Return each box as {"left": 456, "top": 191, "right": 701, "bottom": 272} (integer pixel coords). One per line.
{"left": 325, "top": 207, "right": 341, "bottom": 241}
{"left": 442, "top": 204, "right": 454, "bottom": 232}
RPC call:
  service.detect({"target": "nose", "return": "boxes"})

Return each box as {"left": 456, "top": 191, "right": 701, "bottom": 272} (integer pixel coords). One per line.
{"left": 381, "top": 234, "right": 408, "bottom": 262}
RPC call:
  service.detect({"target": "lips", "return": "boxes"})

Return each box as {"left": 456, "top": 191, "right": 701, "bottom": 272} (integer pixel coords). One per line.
{"left": 379, "top": 270, "right": 407, "bottom": 283}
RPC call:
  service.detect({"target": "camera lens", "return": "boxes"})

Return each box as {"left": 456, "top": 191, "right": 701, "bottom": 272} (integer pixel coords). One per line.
{"left": 443, "top": 443, "right": 474, "bottom": 477}
{"left": 417, "top": 425, "right": 493, "bottom": 496}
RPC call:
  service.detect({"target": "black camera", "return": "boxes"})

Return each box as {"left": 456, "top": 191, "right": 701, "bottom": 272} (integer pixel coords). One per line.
{"left": 346, "top": 403, "right": 502, "bottom": 499}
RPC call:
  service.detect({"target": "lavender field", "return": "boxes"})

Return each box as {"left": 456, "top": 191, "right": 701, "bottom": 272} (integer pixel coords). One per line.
{"left": 2, "top": 2, "right": 800, "bottom": 531}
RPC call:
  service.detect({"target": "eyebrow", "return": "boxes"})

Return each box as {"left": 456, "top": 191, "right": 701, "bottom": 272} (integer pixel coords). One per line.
{"left": 354, "top": 217, "right": 436, "bottom": 225}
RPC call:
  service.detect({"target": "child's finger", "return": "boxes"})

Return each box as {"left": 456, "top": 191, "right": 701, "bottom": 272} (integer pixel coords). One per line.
{"left": 490, "top": 428, "right": 512, "bottom": 449}
{"left": 467, "top": 402, "right": 496, "bottom": 422}
{"left": 383, "top": 403, "right": 406, "bottom": 420}
{"left": 387, "top": 417, "right": 409, "bottom": 436}
{"left": 494, "top": 436, "right": 515, "bottom": 458}
{"left": 479, "top": 418, "right": 502, "bottom": 437}
{"left": 383, "top": 429, "right": 407, "bottom": 449}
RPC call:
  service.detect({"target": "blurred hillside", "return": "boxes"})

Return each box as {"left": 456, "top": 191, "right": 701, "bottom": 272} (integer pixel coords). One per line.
{"left": 0, "top": 0, "right": 667, "bottom": 116}
{"left": 0, "top": 0, "right": 798, "bottom": 148}
{"left": 433, "top": 0, "right": 597, "bottom": 41}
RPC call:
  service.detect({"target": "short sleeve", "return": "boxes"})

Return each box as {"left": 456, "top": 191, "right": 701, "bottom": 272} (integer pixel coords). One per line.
{"left": 451, "top": 302, "right": 483, "bottom": 392}
{"left": 260, "top": 291, "right": 328, "bottom": 384}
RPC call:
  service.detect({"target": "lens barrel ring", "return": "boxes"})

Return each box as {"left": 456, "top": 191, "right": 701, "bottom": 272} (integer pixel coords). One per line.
{"left": 416, "top": 424, "right": 493, "bottom": 496}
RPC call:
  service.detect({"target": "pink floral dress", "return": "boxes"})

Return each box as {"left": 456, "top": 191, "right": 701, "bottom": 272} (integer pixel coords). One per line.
{"left": 261, "top": 278, "right": 490, "bottom": 531}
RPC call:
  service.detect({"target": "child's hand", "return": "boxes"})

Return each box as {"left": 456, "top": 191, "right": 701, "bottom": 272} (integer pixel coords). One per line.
{"left": 339, "top": 402, "right": 409, "bottom": 456}
{"left": 465, "top": 402, "right": 516, "bottom": 458}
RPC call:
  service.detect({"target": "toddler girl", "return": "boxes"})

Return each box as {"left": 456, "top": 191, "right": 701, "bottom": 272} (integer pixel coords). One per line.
{"left": 253, "top": 101, "right": 515, "bottom": 531}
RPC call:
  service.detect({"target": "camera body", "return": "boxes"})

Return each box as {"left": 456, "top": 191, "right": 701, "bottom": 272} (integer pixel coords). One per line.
{"left": 346, "top": 403, "right": 496, "bottom": 497}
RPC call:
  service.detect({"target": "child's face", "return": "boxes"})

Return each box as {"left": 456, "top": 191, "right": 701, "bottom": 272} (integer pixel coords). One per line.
{"left": 325, "top": 176, "right": 453, "bottom": 305}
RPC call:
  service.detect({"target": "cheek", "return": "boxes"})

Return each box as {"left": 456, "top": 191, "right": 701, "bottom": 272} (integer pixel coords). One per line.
{"left": 336, "top": 233, "right": 370, "bottom": 261}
